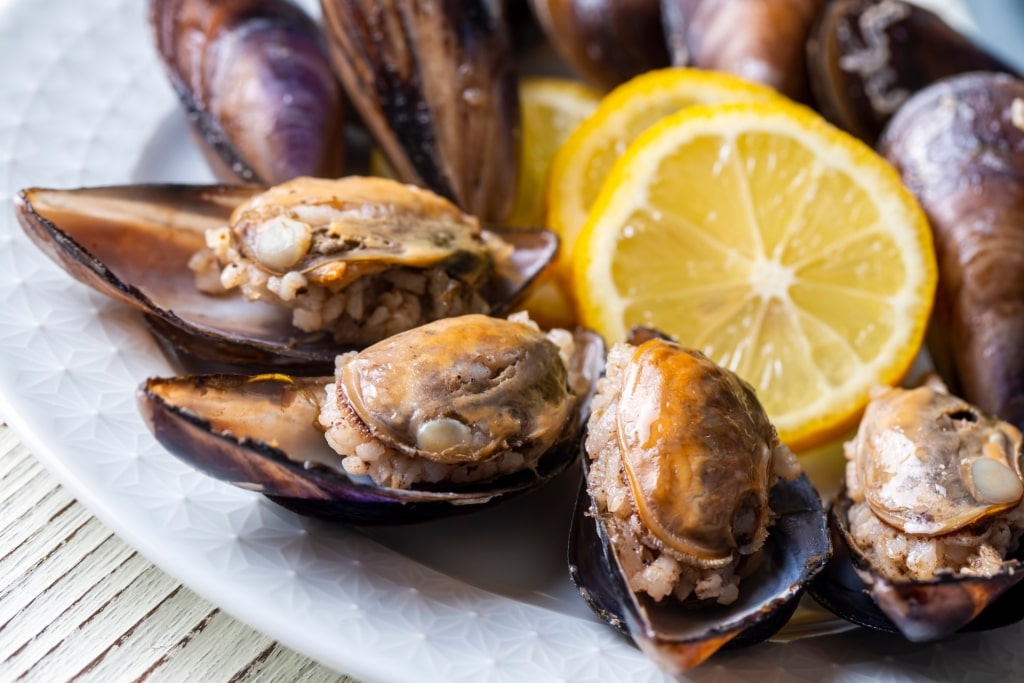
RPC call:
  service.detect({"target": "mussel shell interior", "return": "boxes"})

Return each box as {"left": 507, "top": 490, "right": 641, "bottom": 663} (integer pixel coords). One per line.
{"left": 16, "top": 183, "right": 558, "bottom": 374}
{"left": 568, "top": 473, "right": 629, "bottom": 634}
{"left": 808, "top": 495, "right": 1024, "bottom": 641}
{"left": 139, "top": 373, "right": 564, "bottom": 524}
{"left": 569, "top": 463, "right": 830, "bottom": 671}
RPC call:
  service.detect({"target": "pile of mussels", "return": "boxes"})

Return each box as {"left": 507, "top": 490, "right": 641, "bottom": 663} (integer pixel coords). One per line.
{"left": 14, "top": 0, "right": 1024, "bottom": 674}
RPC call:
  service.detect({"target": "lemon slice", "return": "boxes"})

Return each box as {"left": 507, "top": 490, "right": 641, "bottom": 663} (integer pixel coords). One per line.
{"left": 546, "top": 68, "right": 782, "bottom": 274}
{"left": 508, "top": 78, "right": 599, "bottom": 328}
{"left": 573, "top": 101, "right": 937, "bottom": 451}
{"left": 508, "top": 77, "right": 601, "bottom": 228}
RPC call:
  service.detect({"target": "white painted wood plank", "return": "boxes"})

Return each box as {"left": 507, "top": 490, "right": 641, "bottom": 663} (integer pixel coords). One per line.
{"left": 0, "top": 432, "right": 32, "bottom": 480}
{"left": 75, "top": 582, "right": 243, "bottom": 682}
{"left": 0, "top": 512, "right": 112, "bottom": 624}
{"left": 0, "top": 536, "right": 141, "bottom": 667}
{"left": 0, "top": 448, "right": 54, "bottom": 512}
{"left": 142, "top": 610, "right": 278, "bottom": 682}
{"left": 0, "top": 481, "right": 75, "bottom": 559}
{"left": 19, "top": 564, "right": 185, "bottom": 681}
{"left": 229, "top": 644, "right": 354, "bottom": 683}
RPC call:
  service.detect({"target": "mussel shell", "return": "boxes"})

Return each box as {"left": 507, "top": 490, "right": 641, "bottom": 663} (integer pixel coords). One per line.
{"left": 879, "top": 72, "right": 1024, "bottom": 430}
{"left": 139, "top": 375, "right": 551, "bottom": 523}
{"left": 807, "top": 0, "right": 1019, "bottom": 143}
{"left": 151, "top": 0, "right": 345, "bottom": 185}
{"left": 662, "top": 0, "right": 825, "bottom": 101}
{"left": 320, "top": 0, "right": 520, "bottom": 222}
{"left": 569, "top": 462, "right": 830, "bottom": 673}
{"left": 808, "top": 494, "right": 1024, "bottom": 642}
{"left": 15, "top": 184, "right": 558, "bottom": 374}
{"left": 138, "top": 327, "right": 604, "bottom": 524}
{"left": 528, "top": 0, "right": 670, "bottom": 91}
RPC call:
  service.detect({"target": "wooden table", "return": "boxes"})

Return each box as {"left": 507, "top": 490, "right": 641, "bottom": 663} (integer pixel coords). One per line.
{"left": 0, "top": 420, "right": 358, "bottom": 682}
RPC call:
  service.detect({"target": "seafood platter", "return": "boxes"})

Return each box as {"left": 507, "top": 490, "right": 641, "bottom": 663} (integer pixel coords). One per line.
{"left": 4, "top": 0, "right": 1024, "bottom": 680}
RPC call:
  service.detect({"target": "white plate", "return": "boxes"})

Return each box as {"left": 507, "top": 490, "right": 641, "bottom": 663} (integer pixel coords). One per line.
{"left": 1, "top": 0, "right": 1023, "bottom": 681}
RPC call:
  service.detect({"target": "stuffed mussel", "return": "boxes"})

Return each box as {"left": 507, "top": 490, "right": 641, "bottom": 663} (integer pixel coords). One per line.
{"left": 139, "top": 313, "right": 605, "bottom": 523}
{"left": 569, "top": 334, "right": 829, "bottom": 673}
{"left": 809, "top": 381, "right": 1024, "bottom": 642}
{"left": 15, "top": 177, "right": 557, "bottom": 373}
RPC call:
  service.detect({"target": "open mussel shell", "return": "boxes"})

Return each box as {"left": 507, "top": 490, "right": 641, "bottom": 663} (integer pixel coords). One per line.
{"left": 807, "top": 0, "right": 1019, "bottom": 143}
{"left": 808, "top": 495, "right": 1024, "bottom": 642}
{"left": 151, "top": 0, "right": 345, "bottom": 185}
{"left": 320, "top": 0, "right": 520, "bottom": 222}
{"left": 569, "top": 464, "right": 830, "bottom": 672}
{"left": 138, "top": 327, "right": 605, "bottom": 524}
{"left": 15, "top": 184, "right": 558, "bottom": 374}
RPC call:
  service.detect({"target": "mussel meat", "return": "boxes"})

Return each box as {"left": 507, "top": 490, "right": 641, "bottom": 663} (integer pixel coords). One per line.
{"left": 139, "top": 313, "right": 605, "bottom": 523}
{"left": 320, "top": 0, "right": 520, "bottom": 222}
{"left": 15, "top": 178, "right": 557, "bottom": 373}
{"left": 527, "top": 0, "right": 670, "bottom": 91}
{"left": 809, "top": 381, "right": 1024, "bottom": 641}
{"left": 569, "top": 335, "right": 829, "bottom": 672}
{"left": 661, "top": 0, "right": 825, "bottom": 101}
{"left": 807, "top": 0, "right": 1019, "bottom": 143}
{"left": 151, "top": 0, "right": 345, "bottom": 184}
{"left": 879, "top": 72, "right": 1024, "bottom": 430}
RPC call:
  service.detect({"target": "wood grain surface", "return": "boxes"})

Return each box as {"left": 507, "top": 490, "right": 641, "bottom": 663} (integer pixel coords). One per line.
{"left": 0, "top": 422, "right": 359, "bottom": 683}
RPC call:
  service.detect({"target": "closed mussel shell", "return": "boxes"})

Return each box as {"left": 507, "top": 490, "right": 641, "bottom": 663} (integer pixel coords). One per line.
{"left": 320, "top": 0, "right": 520, "bottom": 222}
{"left": 528, "top": 0, "right": 670, "bottom": 91}
{"left": 151, "top": 0, "right": 345, "bottom": 184}
{"left": 807, "top": 0, "right": 1019, "bottom": 143}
